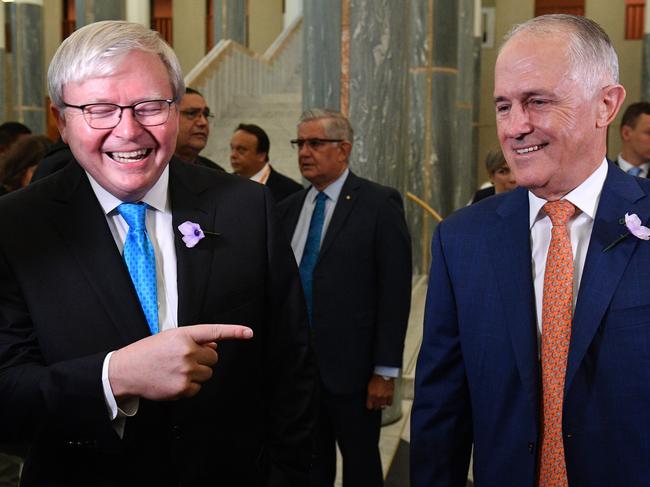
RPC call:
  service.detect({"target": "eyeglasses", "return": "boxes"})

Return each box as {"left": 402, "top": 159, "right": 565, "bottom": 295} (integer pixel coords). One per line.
{"left": 290, "top": 138, "right": 344, "bottom": 150}
{"left": 62, "top": 99, "right": 174, "bottom": 129}
{"left": 180, "top": 108, "right": 214, "bottom": 121}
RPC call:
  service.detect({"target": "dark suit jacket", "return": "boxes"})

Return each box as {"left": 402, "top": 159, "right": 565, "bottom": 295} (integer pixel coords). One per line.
{"left": 265, "top": 166, "right": 302, "bottom": 203}
{"left": 411, "top": 162, "right": 650, "bottom": 486}
{"left": 278, "top": 171, "right": 411, "bottom": 395}
{"left": 0, "top": 159, "right": 315, "bottom": 486}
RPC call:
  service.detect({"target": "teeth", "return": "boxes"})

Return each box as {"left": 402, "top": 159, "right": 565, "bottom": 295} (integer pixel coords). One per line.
{"left": 108, "top": 149, "right": 150, "bottom": 163}
{"left": 516, "top": 144, "right": 544, "bottom": 154}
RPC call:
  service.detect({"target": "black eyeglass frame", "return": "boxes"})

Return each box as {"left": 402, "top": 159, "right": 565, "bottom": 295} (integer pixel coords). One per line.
{"left": 179, "top": 108, "right": 214, "bottom": 121}
{"left": 61, "top": 99, "right": 175, "bottom": 129}
{"left": 290, "top": 138, "right": 345, "bottom": 150}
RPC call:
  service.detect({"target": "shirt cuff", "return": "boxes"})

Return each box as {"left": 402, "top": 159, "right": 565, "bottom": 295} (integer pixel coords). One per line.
{"left": 102, "top": 351, "right": 139, "bottom": 437}
{"left": 373, "top": 365, "right": 400, "bottom": 379}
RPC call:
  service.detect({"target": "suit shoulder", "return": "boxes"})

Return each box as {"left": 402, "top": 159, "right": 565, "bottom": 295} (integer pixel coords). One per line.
{"left": 352, "top": 174, "right": 402, "bottom": 201}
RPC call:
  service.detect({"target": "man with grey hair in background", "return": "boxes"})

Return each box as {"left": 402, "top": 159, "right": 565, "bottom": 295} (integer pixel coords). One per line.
{"left": 411, "top": 14, "right": 650, "bottom": 487}
{"left": 0, "top": 20, "right": 314, "bottom": 486}
{"left": 279, "top": 109, "right": 412, "bottom": 486}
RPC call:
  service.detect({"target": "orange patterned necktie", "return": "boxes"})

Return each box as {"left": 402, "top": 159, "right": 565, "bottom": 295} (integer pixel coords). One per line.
{"left": 539, "top": 200, "right": 576, "bottom": 487}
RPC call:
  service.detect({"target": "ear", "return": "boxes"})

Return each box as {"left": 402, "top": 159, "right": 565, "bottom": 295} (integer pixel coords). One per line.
{"left": 596, "top": 84, "right": 626, "bottom": 129}
{"left": 620, "top": 124, "right": 632, "bottom": 142}
{"left": 51, "top": 104, "right": 69, "bottom": 143}
{"left": 339, "top": 141, "right": 353, "bottom": 161}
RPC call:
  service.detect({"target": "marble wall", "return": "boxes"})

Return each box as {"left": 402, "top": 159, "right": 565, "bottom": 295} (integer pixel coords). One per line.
{"left": 5, "top": 1, "right": 45, "bottom": 133}
{"left": 303, "top": 0, "right": 479, "bottom": 273}
{"left": 75, "top": 0, "right": 124, "bottom": 28}
{"left": 214, "top": 0, "right": 247, "bottom": 46}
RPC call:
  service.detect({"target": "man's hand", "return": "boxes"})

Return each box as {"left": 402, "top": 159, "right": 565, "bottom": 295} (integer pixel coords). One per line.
{"left": 109, "top": 324, "right": 253, "bottom": 401}
{"left": 366, "top": 374, "right": 395, "bottom": 410}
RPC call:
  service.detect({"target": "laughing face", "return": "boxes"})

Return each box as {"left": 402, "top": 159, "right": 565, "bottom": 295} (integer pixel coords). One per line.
{"left": 494, "top": 32, "right": 608, "bottom": 200}
{"left": 53, "top": 50, "right": 178, "bottom": 202}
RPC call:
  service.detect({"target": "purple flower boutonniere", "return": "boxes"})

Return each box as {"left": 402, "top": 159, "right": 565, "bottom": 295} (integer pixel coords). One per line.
{"left": 602, "top": 213, "right": 650, "bottom": 252}
{"left": 178, "top": 221, "right": 220, "bottom": 248}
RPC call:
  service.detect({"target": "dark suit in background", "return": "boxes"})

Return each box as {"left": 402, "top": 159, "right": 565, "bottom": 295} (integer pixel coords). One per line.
{"left": 266, "top": 165, "right": 303, "bottom": 202}
{"left": 279, "top": 170, "right": 411, "bottom": 486}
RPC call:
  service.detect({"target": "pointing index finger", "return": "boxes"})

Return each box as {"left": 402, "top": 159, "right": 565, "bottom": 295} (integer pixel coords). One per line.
{"left": 186, "top": 324, "right": 253, "bottom": 344}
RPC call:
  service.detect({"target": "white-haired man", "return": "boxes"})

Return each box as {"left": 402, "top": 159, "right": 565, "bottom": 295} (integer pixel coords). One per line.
{"left": 0, "top": 21, "right": 314, "bottom": 486}
{"left": 411, "top": 14, "right": 650, "bottom": 487}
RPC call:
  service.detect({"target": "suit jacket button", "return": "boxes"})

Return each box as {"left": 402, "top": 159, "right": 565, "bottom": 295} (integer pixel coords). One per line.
{"left": 565, "top": 433, "right": 572, "bottom": 438}
{"left": 528, "top": 442, "right": 534, "bottom": 454}
{"left": 171, "top": 425, "right": 182, "bottom": 440}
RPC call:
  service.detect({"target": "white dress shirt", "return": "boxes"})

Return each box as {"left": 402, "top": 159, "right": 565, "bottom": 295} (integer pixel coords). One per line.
{"left": 88, "top": 166, "right": 178, "bottom": 435}
{"left": 290, "top": 168, "right": 398, "bottom": 379}
{"left": 249, "top": 162, "right": 271, "bottom": 184}
{"left": 617, "top": 154, "right": 650, "bottom": 177}
{"left": 529, "top": 159, "right": 607, "bottom": 336}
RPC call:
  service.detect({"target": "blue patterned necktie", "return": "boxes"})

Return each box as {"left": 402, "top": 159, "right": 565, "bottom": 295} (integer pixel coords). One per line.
{"left": 299, "top": 192, "right": 328, "bottom": 323}
{"left": 628, "top": 166, "right": 643, "bottom": 177}
{"left": 117, "top": 203, "right": 159, "bottom": 334}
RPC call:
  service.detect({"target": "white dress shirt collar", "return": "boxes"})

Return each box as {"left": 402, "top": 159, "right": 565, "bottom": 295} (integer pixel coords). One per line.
{"left": 528, "top": 158, "right": 608, "bottom": 227}
{"left": 86, "top": 166, "right": 170, "bottom": 214}
{"left": 306, "top": 167, "right": 350, "bottom": 204}
{"left": 617, "top": 154, "right": 650, "bottom": 177}
{"left": 250, "top": 163, "right": 271, "bottom": 184}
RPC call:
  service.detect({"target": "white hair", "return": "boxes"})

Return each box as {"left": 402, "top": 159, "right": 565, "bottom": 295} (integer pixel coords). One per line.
{"left": 502, "top": 14, "right": 619, "bottom": 95}
{"left": 298, "top": 108, "right": 354, "bottom": 142}
{"left": 48, "top": 21, "right": 184, "bottom": 108}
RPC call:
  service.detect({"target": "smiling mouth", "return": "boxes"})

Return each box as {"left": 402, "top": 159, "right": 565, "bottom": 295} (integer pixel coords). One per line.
{"left": 515, "top": 143, "right": 548, "bottom": 155}
{"left": 107, "top": 149, "right": 152, "bottom": 163}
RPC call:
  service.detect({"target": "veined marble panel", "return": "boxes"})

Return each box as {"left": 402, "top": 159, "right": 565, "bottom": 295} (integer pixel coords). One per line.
{"left": 7, "top": 2, "right": 44, "bottom": 133}
{"left": 643, "top": 34, "right": 650, "bottom": 102}
{"left": 302, "top": 0, "right": 342, "bottom": 111}
{"left": 0, "top": 48, "right": 5, "bottom": 121}
{"left": 214, "top": 0, "right": 247, "bottom": 46}
{"left": 347, "top": 0, "right": 408, "bottom": 191}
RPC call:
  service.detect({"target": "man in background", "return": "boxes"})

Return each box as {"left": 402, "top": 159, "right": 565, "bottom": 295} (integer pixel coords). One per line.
{"left": 230, "top": 123, "right": 302, "bottom": 202}
{"left": 616, "top": 101, "right": 650, "bottom": 177}
{"left": 174, "top": 87, "right": 225, "bottom": 171}
{"left": 279, "top": 109, "right": 411, "bottom": 486}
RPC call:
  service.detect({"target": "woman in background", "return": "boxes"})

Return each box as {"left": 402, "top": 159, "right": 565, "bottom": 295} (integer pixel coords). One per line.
{"left": 0, "top": 135, "right": 52, "bottom": 195}
{"left": 471, "top": 148, "right": 517, "bottom": 204}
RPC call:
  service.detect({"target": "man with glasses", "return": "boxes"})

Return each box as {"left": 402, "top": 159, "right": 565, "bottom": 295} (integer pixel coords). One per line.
{"left": 0, "top": 21, "right": 314, "bottom": 486}
{"left": 278, "top": 108, "right": 412, "bottom": 486}
{"left": 175, "top": 87, "right": 225, "bottom": 171}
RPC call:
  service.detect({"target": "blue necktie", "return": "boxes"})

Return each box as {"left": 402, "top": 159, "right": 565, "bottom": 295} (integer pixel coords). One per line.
{"left": 628, "top": 166, "right": 643, "bottom": 177}
{"left": 299, "top": 192, "right": 327, "bottom": 323}
{"left": 118, "top": 203, "right": 159, "bottom": 334}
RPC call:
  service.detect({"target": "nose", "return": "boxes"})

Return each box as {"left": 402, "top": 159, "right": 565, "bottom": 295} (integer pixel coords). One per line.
{"left": 298, "top": 142, "right": 311, "bottom": 157}
{"left": 112, "top": 107, "right": 144, "bottom": 138}
{"left": 500, "top": 104, "right": 533, "bottom": 140}
{"left": 195, "top": 113, "right": 208, "bottom": 126}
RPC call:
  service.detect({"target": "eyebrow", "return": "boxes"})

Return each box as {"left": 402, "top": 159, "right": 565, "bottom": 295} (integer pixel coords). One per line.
{"left": 494, "top": 90, "right": 549, "bottom": 104}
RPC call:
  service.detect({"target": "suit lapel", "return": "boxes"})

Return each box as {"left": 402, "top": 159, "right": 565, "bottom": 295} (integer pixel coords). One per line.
{"left": 318, "top": 171, "right": 361, "bottom": 262}
{"left": 489, "top": 188, "right": 540, "bottom": 415}
{"left": 169, "top": 160, "right": 215, "bottom": 326}
{"left": 50, "top": 163, "right": 151, "bottom": 343}
{"left": 566, "top": 164, "right": 649, "bottom": 390}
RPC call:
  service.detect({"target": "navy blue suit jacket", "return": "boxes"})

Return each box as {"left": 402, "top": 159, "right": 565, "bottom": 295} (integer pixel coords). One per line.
{"left": 411, "top": 162, "right": 650, "bottom": 486}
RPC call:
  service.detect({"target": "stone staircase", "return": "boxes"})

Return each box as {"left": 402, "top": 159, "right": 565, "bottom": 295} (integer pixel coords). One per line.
{"left": 201, "top": 91, "right": 303, "bottom": 182}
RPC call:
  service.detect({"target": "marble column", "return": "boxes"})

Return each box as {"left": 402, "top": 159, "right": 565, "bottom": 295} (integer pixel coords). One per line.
{"left": 5, "top": 0, "right": 45, "bottom": 133}
{"left": 214, "top": 0, "right": 247, "bottom": 45}
{"left": 407, "top": 0, "right": 478, "bottom": 273}
{"left": 75, "top": 0, "right": 124, "bottom": 28}
{"left": 302, "top": 0, "right": 409, "bottom": 187}
{"left": 642, "top": 1, "right": 650, "bottom": 101}
{"left": 0, "top": 4, "right": 6, "bottom": 122}
{"left": 125, "top": 0, "right": 149, "bottom": 27}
